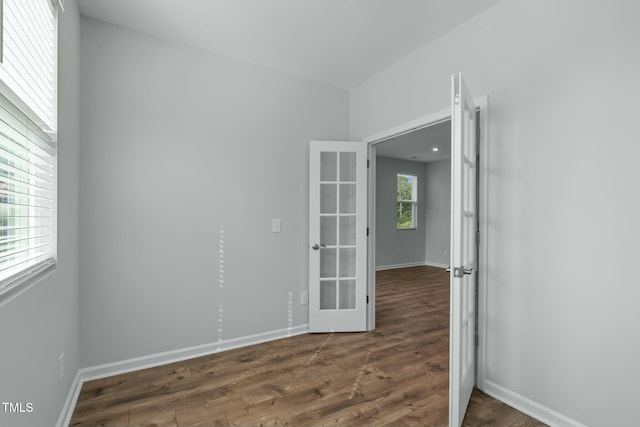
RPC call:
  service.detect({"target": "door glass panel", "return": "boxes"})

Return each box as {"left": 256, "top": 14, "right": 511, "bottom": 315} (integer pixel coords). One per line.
{"left": 339, "top": 184, "right": 356, "bottom": 213}
{"left": 339, "top": 216, "right": 356, "bottom": 246}
{"left": 339, "top": 247, "right": 356, "bottom": 277}
{"left": 320, "top": 152, "right": 337, "bottom": 181}
{"left": 320, "top": 248, "right": 336, "bottom": 278}
{"left": 320, "top": 216, "right": 337, "bottom": 246}
{"left": 339, "top": 280, "right": 356, "bottom": 309}
{"left": 320, "top": 184, "right": 337, "bottom": 214}
{"left": 320, "top": 280, "right": 337, "bottom": 310}
{"left": 339, "top": 152, "right": 356, "bottom": 182}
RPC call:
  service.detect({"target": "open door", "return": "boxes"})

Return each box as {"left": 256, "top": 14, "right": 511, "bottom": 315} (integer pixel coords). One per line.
{"left": 449, "top": 73, "right": 478, "bottom": 427}
{"left": 309, "top": 140, "right": 368, "bottom": 332}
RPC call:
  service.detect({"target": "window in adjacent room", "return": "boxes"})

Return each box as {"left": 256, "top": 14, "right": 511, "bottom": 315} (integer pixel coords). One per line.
{"left": 397, "top": 173, "right": 417, "bottom": 229}
{"left": 0, "top": 0, "right": 59, "bottom": 303}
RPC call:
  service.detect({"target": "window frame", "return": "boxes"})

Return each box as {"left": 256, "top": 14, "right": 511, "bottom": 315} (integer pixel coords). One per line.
{"left": 0, "top": 0, "right": 59, "bottom": 305}
{"left": 396, "top": 172, "right": 418, "bottom": 230}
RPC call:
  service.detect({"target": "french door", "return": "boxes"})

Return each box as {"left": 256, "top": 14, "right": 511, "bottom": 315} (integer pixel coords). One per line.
{"left": 449, "top": 72, "right": 478, "bottom": 427}
{"left": 308, "top": 141, "right": 368, "bottom": 332}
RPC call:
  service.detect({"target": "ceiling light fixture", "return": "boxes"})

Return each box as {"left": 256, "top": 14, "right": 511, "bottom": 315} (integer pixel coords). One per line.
{"left": 432, "top": 147, "right": 439, "bottom": 152}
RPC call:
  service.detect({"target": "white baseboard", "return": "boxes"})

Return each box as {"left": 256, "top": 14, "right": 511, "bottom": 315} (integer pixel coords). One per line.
{"left": 376, "top": 262, "right": 426, "bottom": 271}
{"left": 481, "top": 380, "right": 588, "bottom": 427}
{"left": 56, "top": 324, "right": 309, "bottom": 426}
{"left": 376, "top": 261, "right": 448, "bottom": 271}
{"left": 56, "top": 370, "right": 82, "bottom": 427}
{"left": 423, "top": 261, "right": 448, "bottom": 269}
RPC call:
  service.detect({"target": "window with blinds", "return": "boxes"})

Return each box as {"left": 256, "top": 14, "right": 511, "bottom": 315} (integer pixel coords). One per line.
{"left": 397, "top": 173, "right": 417, "bottom": 229}
{"left": 0, "top": 0, "right": 58, "bottom": 136}
{"left": 0, "top": 0, "right": 58, "bottom": 301}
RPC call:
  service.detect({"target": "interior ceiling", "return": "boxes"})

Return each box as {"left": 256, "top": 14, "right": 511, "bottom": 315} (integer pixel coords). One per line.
{"left": 77, "top": 0, "right": 500, "bottom": 90}
{"left": 375, "top": 120, "right": 451, "bottom": 163}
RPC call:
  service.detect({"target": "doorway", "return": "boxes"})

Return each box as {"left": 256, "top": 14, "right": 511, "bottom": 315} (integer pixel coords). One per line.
{"left": 372, "top": 119, "right": 452, "bottom": 273}
{"left": 364, "top": 108, "right": 452, "bottom": 330}
{"left": 370, "top": 119, "right": 453, "bottom": 352}
{"left": 363, "top": 103, "right": 487, "bottom": 344}
{"left": 364, "top": 96, "right": 488, "bottom": 426}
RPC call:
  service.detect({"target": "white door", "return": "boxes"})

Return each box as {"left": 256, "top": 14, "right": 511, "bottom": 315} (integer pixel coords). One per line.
{"left": 309, "top": 140, "right": 368, "bottom": 332}
{"left": 449, "top": 73, "right": 478, "bottom": 427}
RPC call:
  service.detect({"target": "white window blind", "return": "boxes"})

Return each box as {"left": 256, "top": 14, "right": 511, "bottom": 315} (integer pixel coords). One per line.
{"left": 0, "top": 0, "right": 58, "bottom": 138}
{"left": 0, "top": 0, "right": 58, "bottom": 301}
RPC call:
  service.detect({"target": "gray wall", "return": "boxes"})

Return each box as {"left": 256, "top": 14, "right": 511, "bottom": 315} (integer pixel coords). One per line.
{"left": 351, "top": 0, "right": 640, "bottom": 425}
{"left": 79, "top": 18, "right": 349, "bottom": 367}
{"left": 375, "top": 156, "right": 426, "bottom": 268}
{"left": 0, "top": 1, "right": 81, "bottom": 426}
{"left": 376, "top": 157, "right": 450, "bottom": 269}
{"left": 423, "top": 159, "right": 451, "bottom": 267}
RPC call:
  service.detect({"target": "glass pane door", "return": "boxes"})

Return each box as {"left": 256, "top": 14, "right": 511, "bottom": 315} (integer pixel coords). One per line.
{"left": 309, "top": 140, "right": 367, "bottom": 332}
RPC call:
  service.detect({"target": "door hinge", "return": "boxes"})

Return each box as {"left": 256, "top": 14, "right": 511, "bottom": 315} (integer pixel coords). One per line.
{"left": 366, "top": 295, "right": 369, "bottom": 304}
{"left": 366, "top": 227, "right": 369, "bottom": 236}
{"left": 367, "top": 159, "right": 370, "bottom": 168}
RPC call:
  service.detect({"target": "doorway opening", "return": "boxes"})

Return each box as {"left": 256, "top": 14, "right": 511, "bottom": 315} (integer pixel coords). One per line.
{"left": 363, "top": 95, "right": 488, "bottom": 426}
{"left": 363, "top": 104, "right": 487, "bottom": 340}
{"left": 373, "top": 119, "right": 452, "bottom": 273}
{"left": 364, "top": 108, "right": 453, "bottom": 331}
{"left": 371, "top": 117, "right": 454, "bottom": 336}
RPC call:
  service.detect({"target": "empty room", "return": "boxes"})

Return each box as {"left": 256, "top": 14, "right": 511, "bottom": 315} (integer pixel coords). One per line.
{"left": 1, "top": 1, "right": 639, "bottom": 426}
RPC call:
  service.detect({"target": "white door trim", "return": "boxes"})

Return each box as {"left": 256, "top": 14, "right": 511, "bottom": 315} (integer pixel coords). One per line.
{"left": 475, "top": 96, "right": 489, "bottom": 391}
{"left": 362, "top": 109, "right": 452, "bottom": 145}
{"left": 362, "top": 96, "right": 489, "bottom": 397}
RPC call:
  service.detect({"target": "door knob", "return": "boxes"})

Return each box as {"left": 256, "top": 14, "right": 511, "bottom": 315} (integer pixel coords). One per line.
{"left": 312, "top": 243, "right": 327, "bottom": 250}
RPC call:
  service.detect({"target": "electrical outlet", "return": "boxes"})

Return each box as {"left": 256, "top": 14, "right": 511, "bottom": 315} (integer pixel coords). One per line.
{"left": 272, "top": 219, "right": 282, "bottom": 233}
{"left": 300, "top": 291, "right": 309, "bottom": 305}
{"left": 59, "top": 353, "right": 64, "bottom": 382}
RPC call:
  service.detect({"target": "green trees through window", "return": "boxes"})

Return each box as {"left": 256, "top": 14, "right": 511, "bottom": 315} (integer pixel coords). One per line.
{"left": 397, "top": 174, "right": 417, "bottom": 229}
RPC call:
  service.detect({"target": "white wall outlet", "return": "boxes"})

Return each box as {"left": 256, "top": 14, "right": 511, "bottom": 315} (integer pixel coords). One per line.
{"left": 59, "top": 353, "right": 64, "bottom": 382}
{"left": 300, "top": 291, "right": 309, "bottom": 305}
{"left": 272, "top": 219, "right": 282, "bottom": 233}
{"left": 443, "top": 249, "right": 448, "bottom": 257}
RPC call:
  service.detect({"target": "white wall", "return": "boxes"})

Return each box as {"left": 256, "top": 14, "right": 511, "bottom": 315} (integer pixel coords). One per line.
{"left": 79, "top": 18, "right": 349, "bottom": 367}
{"left": 0, "top": 1, "right": 81, "bottom": 426}
{"left": 352, "top": 1, "right": 640, "bottom": 425}
{"left": 375, "top": 156, "right": 426, "bottom": 268}
{"left": 423, "top": 159, "right": 450, "bottom": 267}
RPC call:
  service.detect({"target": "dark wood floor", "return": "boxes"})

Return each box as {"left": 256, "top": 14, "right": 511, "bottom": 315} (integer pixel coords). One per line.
{"left": 70, "top": 266, "right": 545, "bottom": 426}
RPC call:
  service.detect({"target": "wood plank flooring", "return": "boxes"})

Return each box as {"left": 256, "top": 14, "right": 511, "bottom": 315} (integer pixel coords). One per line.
{"left": 70, "top": 266, "right": 546, "bottom": 426}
